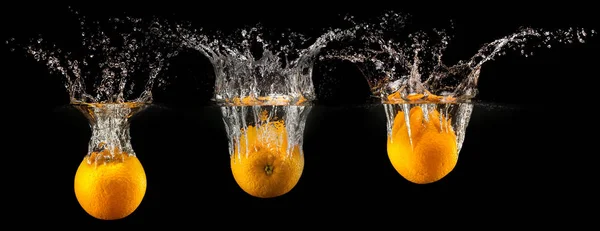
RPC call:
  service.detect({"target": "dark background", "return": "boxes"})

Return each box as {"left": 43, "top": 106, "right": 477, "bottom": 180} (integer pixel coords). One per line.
{"left": 2, "top": 3, "right": 598, "bottom": 225}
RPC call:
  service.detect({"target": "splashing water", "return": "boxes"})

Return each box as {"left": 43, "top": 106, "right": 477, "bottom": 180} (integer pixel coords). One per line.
{"left": 7, "top": 9, "right": 179, "bottom": 104}
{"left": 74, "top": 102, "right": 147, "bottom": 165}
{"left": 165, "top": 23, "right": 355, "bottom": 157}
{"left": 322, "top": 11, "right": 597, "bottom": 141}
{"left": 321, "top": 11, "right": 596, "bottom": 183}
{"left": 384, "top": 103, "right": 473, "bottom": 154}
{"left": 222, "top": 105, "right": 312, "bottom": 161}
{"left": 172, "top": 24, "right": 355, "bottom": 105}
{"left": 323, "top": 12, "right": 597, "bottom": 103}
{"left": 6, "top": 9, "right": 180, "bottom": 163}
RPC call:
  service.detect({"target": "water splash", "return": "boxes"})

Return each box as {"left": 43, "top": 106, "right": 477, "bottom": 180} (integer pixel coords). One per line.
{"left": 170, "top": 23, "right": 355, "bottom": 106}
{"left": 323, "top": 11, "right": 597, "bottom": 103}
{"left": 384, "top": 103, "right": 473, "bottom": 153}
{"left": 5, "top": 8, "right": 181, "bottom": 166}
{"left": 223, "top": 105, "right": 311, "bottom": 159}
{"left": 7, "top": 8, "right": 180, "bottom": 104}
{"left": 158, "top": 22, "right": 356, "bottom": 158}
{"left": 73, "top": 102, "right": 147, "bottom": 165}
{"left": 320, "top": 11, "right": 596, "bottom": 184}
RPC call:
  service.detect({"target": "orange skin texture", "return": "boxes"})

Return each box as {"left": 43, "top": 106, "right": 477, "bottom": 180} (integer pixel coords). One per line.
{"left": 387, "top": 106, "right": 458, "bottom": 184}
{"left": 230, "top": 120, "right": 304, "bottom": 198}
{"left": 74, "top": 151, "right": 147, "bottom": 220}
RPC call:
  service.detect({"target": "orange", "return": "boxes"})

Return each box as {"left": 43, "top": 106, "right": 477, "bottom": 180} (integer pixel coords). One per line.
{"left": 74, "top": 149, "right": 147, "bottom": 220}
{"left": 230, "top": 119, "right": 304, "bottom": 198}
{"left": 387, "top": 105, "right": 458, "bottom": 184}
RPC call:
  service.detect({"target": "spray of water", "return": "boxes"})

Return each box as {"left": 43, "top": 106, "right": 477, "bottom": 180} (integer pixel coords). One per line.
{"left": 7, "top": 8, "right": 180, "bottom": 104}
{"left": 320, "top": 11, "right": 596, "bottom": 182}
{"left": 170, "top": 24, "right": 354, "bottom": 105}
{"left": 74, "top": 102, "right": 147, "bottom": 165}
{"left": 6, "top": 8, "right": 181, "bottom": 163}
{"left": 323, "top": 11, "right": 597, "bottom": 103}
{"left": 161, "top": 21, "right": 356, "bottom": 157}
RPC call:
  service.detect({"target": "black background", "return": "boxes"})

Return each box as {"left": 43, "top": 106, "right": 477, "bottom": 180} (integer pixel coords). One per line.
{"left": 2, "top": 3, "right": 599, "bottom": 225}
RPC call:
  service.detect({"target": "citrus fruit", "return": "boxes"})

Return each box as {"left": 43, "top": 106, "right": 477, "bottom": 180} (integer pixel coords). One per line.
{"left": 74, "top": 150, "right": 147, "bottom": 220}
{"left": 387, "top": 105, "right": 458, "bottom": 184}
{"left": 230, "top": 120, "right": 304, "bottom": 198}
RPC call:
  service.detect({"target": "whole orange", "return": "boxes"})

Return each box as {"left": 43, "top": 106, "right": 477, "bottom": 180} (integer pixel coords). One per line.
{"left": 230, "top": 120, "right": 304, "bottom": 198}
{"left": 387, "top": 105, "right": 458, "bottom": 184}
{"left": 74, "top": 150, "right": 147, "bottom": 220}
